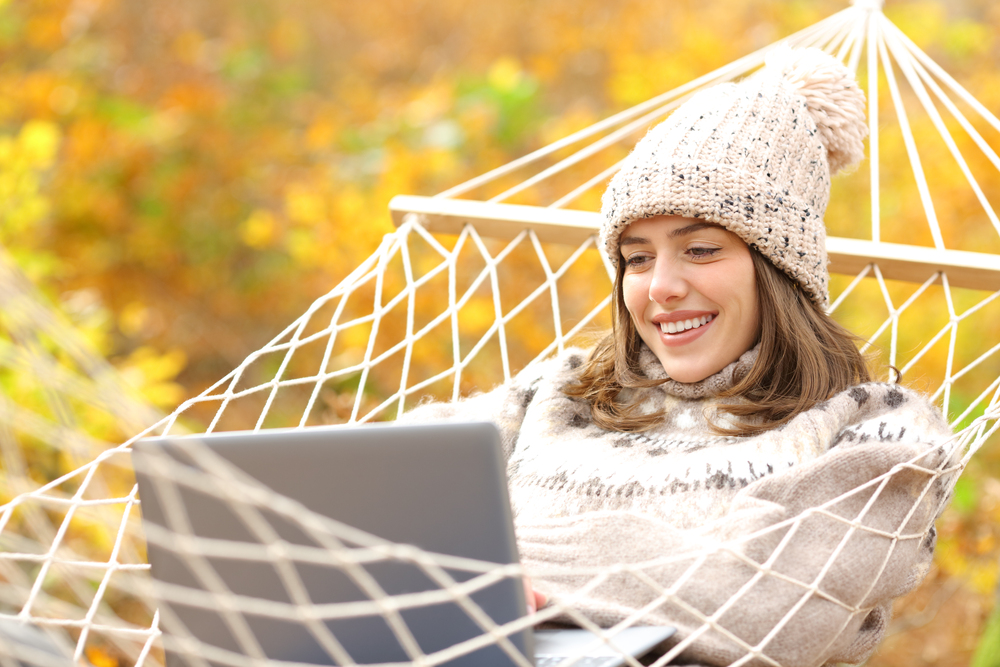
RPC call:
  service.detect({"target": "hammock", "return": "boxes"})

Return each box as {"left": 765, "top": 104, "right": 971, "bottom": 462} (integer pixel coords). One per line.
{"left": 1, "top": 0, "right": 998, "bottom": 664}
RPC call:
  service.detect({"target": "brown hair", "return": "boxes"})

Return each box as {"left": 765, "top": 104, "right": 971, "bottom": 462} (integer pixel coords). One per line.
{"left": 564, "top": 250, "right": 872, "bottom": 437}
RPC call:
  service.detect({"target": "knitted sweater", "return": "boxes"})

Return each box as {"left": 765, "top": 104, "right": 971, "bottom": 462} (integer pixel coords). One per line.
{"left": 399, "top": 345, "right": 956, "bottom": 667}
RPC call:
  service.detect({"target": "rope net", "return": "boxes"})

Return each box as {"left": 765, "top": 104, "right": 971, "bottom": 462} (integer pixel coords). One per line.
{"left": 2, "top": 2, "right": 999, "bottom": 665}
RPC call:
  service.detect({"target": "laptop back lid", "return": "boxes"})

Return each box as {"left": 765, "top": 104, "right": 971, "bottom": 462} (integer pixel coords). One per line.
{"left": 133, "top": 422, "right": 531, "bottom": 666}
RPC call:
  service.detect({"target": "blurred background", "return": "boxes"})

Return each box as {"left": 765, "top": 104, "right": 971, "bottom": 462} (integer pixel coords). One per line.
{"left": 2, "top": 0, "right": 1000, "bottom": 664}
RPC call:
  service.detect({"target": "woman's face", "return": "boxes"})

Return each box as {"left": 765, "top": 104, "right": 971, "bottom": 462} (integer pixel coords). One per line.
{"left": 620, "top": 215, "right": 760, "bottom": 383}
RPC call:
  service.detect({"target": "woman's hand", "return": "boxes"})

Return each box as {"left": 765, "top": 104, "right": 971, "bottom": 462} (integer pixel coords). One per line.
{"left": 523, "top": 577, "right": 547, "bottom": 614}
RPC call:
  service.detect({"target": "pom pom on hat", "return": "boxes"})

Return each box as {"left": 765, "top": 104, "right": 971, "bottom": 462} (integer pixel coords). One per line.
{"left": 764, "top": 45, "right": 868, "bottom": 174}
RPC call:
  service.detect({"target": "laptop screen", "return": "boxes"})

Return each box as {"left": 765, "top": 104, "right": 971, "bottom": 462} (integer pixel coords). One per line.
{"left": 133, "top": 422, "right": 533, "bottom": 666}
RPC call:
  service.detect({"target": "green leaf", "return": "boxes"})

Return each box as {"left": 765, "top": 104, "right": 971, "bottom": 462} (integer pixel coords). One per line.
{"left": 952, "top": 476, "right": 979, "bottom": 515}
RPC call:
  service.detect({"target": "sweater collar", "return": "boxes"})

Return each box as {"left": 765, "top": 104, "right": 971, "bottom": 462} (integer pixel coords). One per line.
{"left": 637, "top": 342, "right": 760, "bottom": 399}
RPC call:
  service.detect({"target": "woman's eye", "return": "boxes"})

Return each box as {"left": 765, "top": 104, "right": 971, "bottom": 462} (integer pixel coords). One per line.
{"left": 624, "top": 255, "right": 650, "bottom": 268}
{"left": 687, "top": 247, "right": 720, "bottom": 258}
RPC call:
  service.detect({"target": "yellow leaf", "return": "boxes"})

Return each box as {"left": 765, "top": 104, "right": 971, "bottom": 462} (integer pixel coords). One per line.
{"left": 287, "top": 228, "right": 322, "bottom": 266}
{"left": 488, "top": 57, "right": 524, "bottom": 93}
{"left": 240, "top": 209, "right": 278, "bottom": 248}
{"left": 121, "top": 347, "right": 187, "bottom": 384}
{"left": 285, "top": 184, "right": 326, "bottom": 226}
{"left": 333, "top": 188, "right": 365, "bottom": 221}
{"left": 971, "top": 561, "right": 999, "bottom": 596}
{"left": 140, "top": 381, "right": 186, "bottom": 409}
{"left": 459, "top": 298, "right": 496, "bottom": 334}
{"left": 305, "top": 118, "right": 337, "bottom": 150}
{"left": 17, "top": 120, "right": 60, "bottom": 168}
{"left": 86, "top": 646, "right": 118, "bottom": 667}
{"left": 118, "top": 302, "right": 150, "bottom": 338}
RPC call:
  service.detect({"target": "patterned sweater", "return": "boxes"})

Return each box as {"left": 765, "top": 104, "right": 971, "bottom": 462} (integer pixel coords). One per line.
{"left": 400, "top": 345, "right": 957, "bottom": 667}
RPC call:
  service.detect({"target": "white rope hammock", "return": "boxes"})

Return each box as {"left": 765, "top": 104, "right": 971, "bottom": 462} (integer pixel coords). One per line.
{"left": 1, "top": 0, "right": 998, "bottom": 664}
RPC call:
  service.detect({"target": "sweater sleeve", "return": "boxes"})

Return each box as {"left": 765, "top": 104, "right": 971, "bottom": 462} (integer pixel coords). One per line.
{"left": 518, "top": 385, "right": 957, "bottom": 667}
{"left": 395, "top": 351, "right": 574, "bottom": 462}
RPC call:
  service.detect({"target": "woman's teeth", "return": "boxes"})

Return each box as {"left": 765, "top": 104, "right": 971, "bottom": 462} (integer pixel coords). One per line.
{"left": 660, "top": 314, "right": 713, "bottom": 334}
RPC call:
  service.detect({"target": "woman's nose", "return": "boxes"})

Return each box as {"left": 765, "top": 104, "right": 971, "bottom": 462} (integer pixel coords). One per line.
{"left": 648, "top": 260, "right": 688, "bottom": 303}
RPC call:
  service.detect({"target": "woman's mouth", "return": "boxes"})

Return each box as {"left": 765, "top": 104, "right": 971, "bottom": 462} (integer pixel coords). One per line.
{"left": 659, "top": 314, "right": 714, "bottom": 335}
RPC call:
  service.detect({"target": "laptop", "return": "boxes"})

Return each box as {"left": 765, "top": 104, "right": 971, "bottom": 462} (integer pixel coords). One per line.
{"left": 132, "top": 422, "right": 675, "bottom": 666}
{"left": 0, "top": 618, "right": 76, "bottom": 667}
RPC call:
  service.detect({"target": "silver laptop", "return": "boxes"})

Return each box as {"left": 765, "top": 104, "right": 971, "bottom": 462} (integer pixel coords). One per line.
{"left": 0, "top": 618, "right": 75, "bottom": 667}
{"left": 132, "top": 422, "right": 675, "bottom": 666}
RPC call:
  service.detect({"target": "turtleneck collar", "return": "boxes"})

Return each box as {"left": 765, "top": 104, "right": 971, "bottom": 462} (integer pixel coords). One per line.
{"left": 637, "top": 342, "right": 760, "bottom": 399}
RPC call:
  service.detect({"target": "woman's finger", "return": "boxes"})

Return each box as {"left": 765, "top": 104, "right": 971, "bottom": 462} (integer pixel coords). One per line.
{"left": 523, "top": 578, "right": 536, "bottom": 614}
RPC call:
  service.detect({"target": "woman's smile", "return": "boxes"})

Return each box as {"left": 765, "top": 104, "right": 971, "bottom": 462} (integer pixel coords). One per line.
{"left": 620, "top": 215, "right": 759, "bottom": 382}
{"left": 653, "top": 311, "right": 716, "bottom": 345}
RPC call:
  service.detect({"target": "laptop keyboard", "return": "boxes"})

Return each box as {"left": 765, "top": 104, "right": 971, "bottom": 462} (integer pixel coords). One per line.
{"left": 536, "top": 657, "right": 627, "bottom": 667}
{"left": 533, "top": 626, "right": 675, "bottom": 667}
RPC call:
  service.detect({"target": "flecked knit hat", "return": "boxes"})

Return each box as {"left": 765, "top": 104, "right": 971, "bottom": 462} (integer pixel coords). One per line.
{"left": 600, "top": 46, "right": 867, "bottom": 307}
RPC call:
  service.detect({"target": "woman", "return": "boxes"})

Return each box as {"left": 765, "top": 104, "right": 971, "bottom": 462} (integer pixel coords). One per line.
{"left": 402, "top": 47, "right": 955, "bottom": 666}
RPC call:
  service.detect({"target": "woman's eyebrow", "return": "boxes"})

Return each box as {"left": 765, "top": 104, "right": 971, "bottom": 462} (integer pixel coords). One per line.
{"left": 670, "top": 222, "right": 718, "bottom": 238}
{"left": 621, "top": 222, "right": 722, "bottom": 247}
{"left": 619, "top": 235, "right": 649, "bottom": 247}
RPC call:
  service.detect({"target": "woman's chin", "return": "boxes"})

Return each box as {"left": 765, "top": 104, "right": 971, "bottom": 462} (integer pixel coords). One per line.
{"left": 665, "top": 368, "right": 714, "bottom": 383}
{"left": 644, "top": 331, "right": 752, "bottom": 383}
{"left": 657, "top": 354, "right": 736, "bottom": 383}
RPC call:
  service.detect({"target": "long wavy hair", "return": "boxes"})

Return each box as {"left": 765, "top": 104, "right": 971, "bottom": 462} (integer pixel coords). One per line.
{"left": 563, "top": 250, "right": 873, "bottom": 437}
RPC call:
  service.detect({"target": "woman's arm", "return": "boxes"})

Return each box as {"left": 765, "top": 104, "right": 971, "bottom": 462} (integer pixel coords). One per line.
{"left": 518, "top": 387, "right": 957, "bottom": 667}
{"left": 396, "top": 350, "right": 583, "bottom": 461}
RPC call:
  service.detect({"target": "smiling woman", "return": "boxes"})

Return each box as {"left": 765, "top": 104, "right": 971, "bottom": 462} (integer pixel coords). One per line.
{"left": 581, "top": 211, "right": 873, "bottom": 437}
{"left": 399, "top": 46, "right": 956, "bottom": 666}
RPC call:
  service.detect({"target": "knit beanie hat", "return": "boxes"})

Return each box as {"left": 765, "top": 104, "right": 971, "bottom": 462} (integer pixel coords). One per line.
{"left": 600, "top": 46, "right": 867, "bottom": 307}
